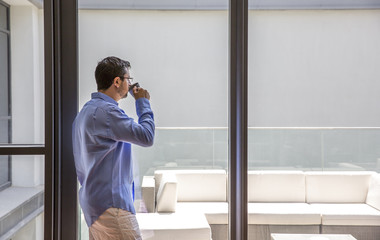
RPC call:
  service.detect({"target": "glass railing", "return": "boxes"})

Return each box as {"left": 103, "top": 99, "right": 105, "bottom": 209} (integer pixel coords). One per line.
{"left": 248, "top": 128, "right": 380, "bottom": 171}
{"left": 133, "top": 127, "right": 380, "bottom": 180}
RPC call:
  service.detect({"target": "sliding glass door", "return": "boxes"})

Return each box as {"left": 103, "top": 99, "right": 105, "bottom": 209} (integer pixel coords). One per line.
{"left": 247, "top": 2, "right": 380, "bottom": 239}
{"left": 77, "top": 1, "right": 230, "bottom": 239}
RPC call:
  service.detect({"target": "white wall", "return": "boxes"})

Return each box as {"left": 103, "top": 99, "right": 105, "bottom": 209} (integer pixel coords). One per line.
{"left": 10, "top": 4, "right": 44, "bottom": 187}
{"left": 79, "top": 9, "right": 380, "bottom": 128}
{"left": 79, "top": 10, "right": 229, "bottom": 127}
{"left": 249, "top": 10, "right": 380, "bottom": 127}
{"left": 4, "top": 3, "right": 45, "bottom": 240}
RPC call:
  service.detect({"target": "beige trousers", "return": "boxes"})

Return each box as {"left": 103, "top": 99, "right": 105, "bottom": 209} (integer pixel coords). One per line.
{"left": 89, "top": 208, "right": 142, "bottom": 240}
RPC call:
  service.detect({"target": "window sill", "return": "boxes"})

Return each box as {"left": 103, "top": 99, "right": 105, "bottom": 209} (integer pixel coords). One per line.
{"left": 0, "top": 186, "right": 44, "bottom": 239}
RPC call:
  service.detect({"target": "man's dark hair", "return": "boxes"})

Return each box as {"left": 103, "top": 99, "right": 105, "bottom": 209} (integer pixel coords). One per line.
{"left": 95, "top": 56, "right": 131, "bottom": 91}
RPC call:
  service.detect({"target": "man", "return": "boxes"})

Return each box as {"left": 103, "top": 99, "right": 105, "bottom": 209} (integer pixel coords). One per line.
{"left": 72, "top": 56, "right": 155, "bottom": 240}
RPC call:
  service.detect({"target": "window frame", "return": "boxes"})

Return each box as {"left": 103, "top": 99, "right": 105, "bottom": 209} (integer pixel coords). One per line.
{"left": 3, "top": 0, "right": 378, "bottom": 239}
{"left": 0, "top": 0, "right": 79, "bottom": 239}
{"left": 0, "top": 0, "right": 246, "bottom": 239}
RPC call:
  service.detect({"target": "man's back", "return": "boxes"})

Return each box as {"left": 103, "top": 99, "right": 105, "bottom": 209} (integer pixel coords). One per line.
{"left": 73, "top": 92, "right": 154, "bottom": 227}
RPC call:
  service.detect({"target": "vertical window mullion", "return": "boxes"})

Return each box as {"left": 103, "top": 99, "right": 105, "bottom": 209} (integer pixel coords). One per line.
{"left": 44, "top": 0, "right": 78, "bottom": 239}
{"left": 229, "top": 0, "right": 248, "bottom": 239}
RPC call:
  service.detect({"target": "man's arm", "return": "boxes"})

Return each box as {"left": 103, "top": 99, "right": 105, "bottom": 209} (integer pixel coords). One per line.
{"left": 108, "top": 88, "right": 155, "bottom": 146}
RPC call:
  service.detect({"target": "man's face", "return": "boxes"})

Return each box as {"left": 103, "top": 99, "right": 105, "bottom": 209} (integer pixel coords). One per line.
{"left": 118, "top": 69, "right": 132, "bottom": 99}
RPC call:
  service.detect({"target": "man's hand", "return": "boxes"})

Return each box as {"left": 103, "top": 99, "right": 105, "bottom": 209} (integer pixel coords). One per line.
{"left": 133, "top": 87, "right": 150, "bottom": 100}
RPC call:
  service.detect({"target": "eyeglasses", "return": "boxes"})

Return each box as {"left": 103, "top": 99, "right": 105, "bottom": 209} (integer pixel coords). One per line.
{"left": 119, "top": 76, "right": 134, "bottom": 85}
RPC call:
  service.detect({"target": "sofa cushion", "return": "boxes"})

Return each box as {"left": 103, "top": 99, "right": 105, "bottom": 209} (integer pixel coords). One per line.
{"left": 306, "top": 171, "right": 374, "bottom": 203}
{"left": 248, "top": 171, "right": 306, "bottom": 202}
{"left": 155, "top": 170, "right": 227, "bottom": 202}
{"left": 141, "top": 176, "right": 156, "bottom": 213}
{"left": 156, "top": 173, "right": 178, "bottom": 213}
{"left": 176, "top": 202, "right": 228, "bottom": 224}
{"left": 310, "top": 203, "right": 380, "bottom": 226}
{"left": 136, "top": 213, "right": 211, "bottom": 240}
{"left": 248, "top": 203, "right": 321, "bottom": 225}
{"left": 366, "top": 173, "right": 380, "bottom": 211}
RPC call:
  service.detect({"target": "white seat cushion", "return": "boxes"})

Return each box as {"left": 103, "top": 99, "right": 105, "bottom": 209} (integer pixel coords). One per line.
{"left": 366, "top": 173, "right": 380, "bottom": 211}
{"left": 156, "top": 173, "right": 178, "bottom": 213}
{"left": 176, "top": 202, "right": 228, "bottom": 224}
{"left": 136, "top": 213, "right": 211, "bottom": 240}
{"left": 248, "top": 203, "right": 321, "bottom": 225}
{"left": 310, "top": 203, "right": 380, "bottom": 226}
{"left": 306, "top": 171, "right": 375, "bottom": 203}
{"left": 141, "top": 176, "right": 156, "bottom": 213}
{"left": 155, "top": 169, "right": 227, "bottom": 202}
{"left": 248, "top": 171, "right": 306, "bottom": 202}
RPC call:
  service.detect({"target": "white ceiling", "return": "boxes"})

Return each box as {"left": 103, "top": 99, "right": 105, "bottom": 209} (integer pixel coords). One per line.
{"left": 4, "top": 0, "right": 380, "bottom": 10}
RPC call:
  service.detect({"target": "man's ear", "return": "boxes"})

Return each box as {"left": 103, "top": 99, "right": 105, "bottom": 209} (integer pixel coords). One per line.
{"left": 113, "top": 77, "right": 121, "bottom": 88}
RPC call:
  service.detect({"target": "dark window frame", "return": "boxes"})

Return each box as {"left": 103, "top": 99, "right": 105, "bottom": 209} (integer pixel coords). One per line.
{"left": 3, "top": 0, "right": 376, "bottom": 239}
{"left": 0, "top": 0, "right": 79, "bottom": 239}
{"left": 44, "top": 0, "right": 78, "bottom": 239}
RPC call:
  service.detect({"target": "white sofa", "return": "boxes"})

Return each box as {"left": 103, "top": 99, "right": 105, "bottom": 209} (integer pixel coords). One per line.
{"left": 138, "top": 170, "right": 380, "bottom": 240}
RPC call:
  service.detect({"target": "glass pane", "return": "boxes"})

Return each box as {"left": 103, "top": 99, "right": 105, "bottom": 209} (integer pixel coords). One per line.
{"left": 0, "top": 155, "right": 9, "bottom": 188}
{"left": 1, "top": 3, "right": 44, "bottom": 144}
{"left": 0, "top": 2, "right": 45, "bottom": 239}
{"left": 0, "top": 31, "right": 9, "bottom": 144}
{"left": 0, "top": 155, "right": 44, "bottom": 239}
{"left": 0, "top": 3, "right": 7, "bottom": 30}
{"left": 78, "top": 2, "right": 228, "bottom": 240}
{"left": 248, "top": 7, "right": 380, "bottom": 240}
{"left": 248, "top": 128, "right": 380, "bottom": 171}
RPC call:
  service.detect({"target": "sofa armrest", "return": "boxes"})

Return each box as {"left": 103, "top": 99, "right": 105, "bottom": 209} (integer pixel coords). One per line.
{"left": 156, "top": 173, "right": 178, "bottom": 213}
{"left": 141, "top": 176, "right": 156, "bottom": 213}
{"left": 366, "top": 173, "right": 380, "bottom": 211}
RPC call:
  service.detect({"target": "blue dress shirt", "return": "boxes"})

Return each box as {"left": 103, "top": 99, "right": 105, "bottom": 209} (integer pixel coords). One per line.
{"left": 72, "top": 92, "right": 155, "bottom": 227}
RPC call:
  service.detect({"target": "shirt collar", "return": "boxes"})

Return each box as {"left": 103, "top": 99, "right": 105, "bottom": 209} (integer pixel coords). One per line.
{"left": 91, "top": 92, "right": 119, "bottom": 106}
